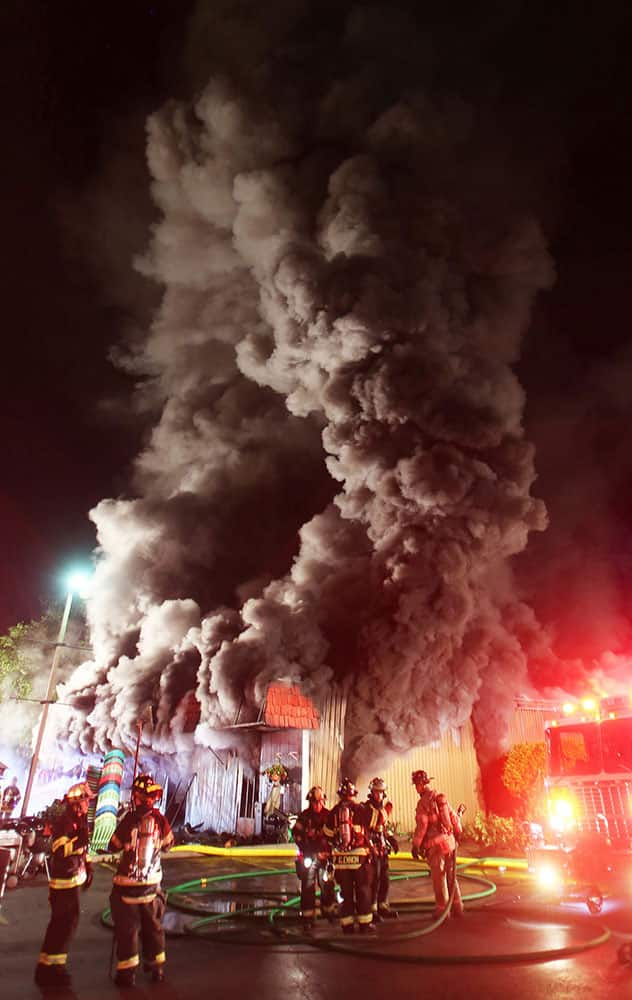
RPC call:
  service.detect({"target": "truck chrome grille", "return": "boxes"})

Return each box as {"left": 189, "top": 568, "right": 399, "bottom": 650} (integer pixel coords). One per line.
{"left": 572, "top": 781, "right": 632, "bottom": 840}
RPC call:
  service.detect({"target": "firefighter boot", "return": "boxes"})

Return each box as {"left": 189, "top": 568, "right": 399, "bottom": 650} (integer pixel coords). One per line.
{"left": 144, "top": 963, "right": 166, "bottom": 982}
{"left": 34, "top": 963, "right": 72, "bottom": 989}
{"left": 378, "top": 904, "right": 399, "bottom": 919}
{"left": 114, "top": 969, "right": 136, "bottom": 988}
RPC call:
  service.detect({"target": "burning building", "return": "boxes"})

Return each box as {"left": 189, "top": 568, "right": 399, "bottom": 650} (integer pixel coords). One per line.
{"left": 54, "top": 2, "right": 558, "bottom": 813}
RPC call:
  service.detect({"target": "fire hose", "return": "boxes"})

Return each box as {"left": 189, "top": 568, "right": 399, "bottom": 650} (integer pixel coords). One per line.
{"left": 99, "top": 854, "right": 611, "bottom": 964}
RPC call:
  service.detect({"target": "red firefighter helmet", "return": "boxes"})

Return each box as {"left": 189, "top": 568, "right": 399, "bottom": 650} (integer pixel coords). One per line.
{"left": 132, "top": 773, "right": 162, "bottom": 801}
{"left": 306, "top": 785, "right": 326, "bottom": 803}
{"left": 337, "top": 777, "right": 358, "bottom": 800}
{"left": 411, "top": 769, "right": 433, "bottom": 786}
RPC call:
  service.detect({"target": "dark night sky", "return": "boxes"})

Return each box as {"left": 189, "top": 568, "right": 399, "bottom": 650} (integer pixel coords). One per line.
{"left": 2, "top": 0, "right": 196, "bottom": 626}
{"left": 2, "top": 0, "right": 632, "bottom": 651}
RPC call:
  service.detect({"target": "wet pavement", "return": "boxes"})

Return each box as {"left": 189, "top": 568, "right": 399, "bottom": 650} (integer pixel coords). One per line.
{"left": 2, "top": 852, "right": 632, "bottom": 999}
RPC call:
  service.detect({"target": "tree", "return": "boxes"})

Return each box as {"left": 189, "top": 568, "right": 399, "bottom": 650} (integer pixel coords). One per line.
{"left": 0, "top": 609, "right": 89, "bottom": 754}
{"left": 0, "top": 622, "right": 32, "bottom": 700}
{"left": 502, "top": 741, "right": 546, "bottom": 820}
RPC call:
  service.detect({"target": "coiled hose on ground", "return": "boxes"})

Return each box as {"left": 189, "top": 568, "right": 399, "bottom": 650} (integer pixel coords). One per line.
{"left": 100, "top": 848, "right": 611, "bottom": 964}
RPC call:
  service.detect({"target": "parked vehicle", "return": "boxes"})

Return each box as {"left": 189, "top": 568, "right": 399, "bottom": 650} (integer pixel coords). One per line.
{"left": 0, "top": 817, "right": 50, "bottom": 889}
{"left": 543, "top": 695, "right": 632, "bottom": 843}
{"left": 527, "top": 697, "right": 632, "bottom": 913}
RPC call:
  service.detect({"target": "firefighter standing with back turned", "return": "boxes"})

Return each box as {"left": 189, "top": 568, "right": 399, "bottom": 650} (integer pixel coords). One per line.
{"left": 411, "top": 769, "right": 464, "bottom": 918}
{"left": 292, "top": 785, "right": 337, "bottom": 930}
{"left": 324, "top": 778, "right": 375, "bottom": 934}
{"left": 34, "top": 781, "right": 96, "bottom": 989}
{"left": 108, "top": 773, "right": 173, "bottom": 987}
{"left": 364, "top": 777, "right": 399, "bottom": 922}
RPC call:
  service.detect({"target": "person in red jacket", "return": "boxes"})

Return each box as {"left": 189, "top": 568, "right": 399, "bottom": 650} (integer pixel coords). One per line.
{"left": 292, "top": 785, "right": 337, "bottom": 929}
{"left": 108, "top": 773, "right": 173, "bottom": 987}
{"left": 34, "top": 781, "right": 95, "bottom": 989}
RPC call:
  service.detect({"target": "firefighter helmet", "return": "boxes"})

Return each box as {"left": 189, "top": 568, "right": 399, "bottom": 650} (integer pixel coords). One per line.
{"left": 411, "top": 769, "right": 433, "bottom": 786}
{"left": 306, "top": 785, "right": 326, "bottom": 803}
{"left": 132, "top": 773, "right": 162, "bottom": 800}
{"left": 66, "top": 781, "right": 96, "bottom": 802}
{"left": 337, "top": 777, "right": 358, "bottom": 799}
{"left": 369, "top": 777, "right": 386, "bottom": 794}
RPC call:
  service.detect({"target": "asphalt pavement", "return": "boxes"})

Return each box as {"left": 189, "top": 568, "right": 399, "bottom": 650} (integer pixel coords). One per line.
{"left": 2, "top": 852, "right": 632, "bottom": 1000}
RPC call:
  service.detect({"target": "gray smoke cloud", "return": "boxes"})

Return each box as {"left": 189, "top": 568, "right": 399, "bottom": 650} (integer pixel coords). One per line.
{"left": 57, "top": 1, "right": 558, "bottom": 774}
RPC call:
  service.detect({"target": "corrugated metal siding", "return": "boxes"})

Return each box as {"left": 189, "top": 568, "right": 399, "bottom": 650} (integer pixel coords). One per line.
{"left": 309, "top": 687, "right": 348, "bottom": 803}
{"left": 185, "top": 747, "right": 241, "bottom": 832}
{"left": 307, "top": 687, "right": 481, "bottom": 828}
{"left": 182, "top": 703, "right": 552, "bottom": 833}
{"left": 377, "top": 723, "right": 483, "bottom": 834}
{"left": 508, "top": 707, "right": 552, "bottom": 745}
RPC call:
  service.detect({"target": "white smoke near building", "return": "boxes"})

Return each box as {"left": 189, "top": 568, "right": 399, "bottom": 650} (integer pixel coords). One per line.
{"left": 57, "top": 1, "right": 556, "bottom": 774}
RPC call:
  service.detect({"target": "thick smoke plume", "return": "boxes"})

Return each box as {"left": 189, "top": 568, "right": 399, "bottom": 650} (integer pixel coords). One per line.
{"left": 58, "top": 1, "right": 556, "bottom": 775}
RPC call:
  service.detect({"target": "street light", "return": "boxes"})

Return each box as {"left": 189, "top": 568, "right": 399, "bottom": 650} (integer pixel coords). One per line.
{"left": 20, "top": 569, "right": 92, "bottom": 818}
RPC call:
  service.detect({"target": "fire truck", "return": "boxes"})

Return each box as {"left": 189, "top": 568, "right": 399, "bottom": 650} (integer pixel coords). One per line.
{"left": 527, "top": 694, "right": 632, "bottom": 913}
{"left": 544, "top": 695, "right": 632, "bottom": 843}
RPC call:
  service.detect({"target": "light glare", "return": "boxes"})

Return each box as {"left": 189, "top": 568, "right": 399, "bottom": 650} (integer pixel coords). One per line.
{"left": 536, "top": 864, "right": 563, "bottom": 891}
{"left": 65, "top": 569, "right": 92, "bottom": 597}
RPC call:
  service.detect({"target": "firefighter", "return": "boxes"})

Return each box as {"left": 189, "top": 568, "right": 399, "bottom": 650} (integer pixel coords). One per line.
{"left": 292, "top": 785, "right": 337, "bottom": 929}
{"left": 1, "top": 776, "right": 22, "bottom": 819}
{"left": 108, "top": 773, "right": 173, "bottom": 987}
{"left": 364, "top": 777, "right": 399, "bottom": 922}
{"left": 324, "top": 777, "right": 375, "bottom": 934}
{"left": 411, "top": 769, "right": 463, "bottom": 918}
{"left": 34, "top": 781, "right": 95, "bottom": 989}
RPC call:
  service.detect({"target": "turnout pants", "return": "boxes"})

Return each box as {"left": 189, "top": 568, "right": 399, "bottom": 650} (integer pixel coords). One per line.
{"left": 110, "top": 885, "right": 167, "bottom": 974}
{"left": 38, "top": 886, "right": 81, "bottom": 968}
{"left": 336, "top": 860, "right": 374, "bottom": 929}
{"left": 296, "top": 858, "right": 337, "bottom": 920}
{"left": 427, "top": 844, "right": 463, "bottom": 915}
{"left": 372, "top": 853, "right": 391, "bottom": 913}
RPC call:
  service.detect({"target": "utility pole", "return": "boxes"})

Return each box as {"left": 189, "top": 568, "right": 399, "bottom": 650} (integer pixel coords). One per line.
{"left": 132, "top": 719, "right": 144, "bottom": 784}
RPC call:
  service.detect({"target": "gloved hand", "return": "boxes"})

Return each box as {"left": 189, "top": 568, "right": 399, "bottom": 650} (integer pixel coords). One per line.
{"left": 388, "top": 836, "right": 399, "bottom": 855}
{"left": 83, "top": 861, "right": 94, "bottom": 891}
{"left": 411, "top": 844, "right": 420, "bottom": 861}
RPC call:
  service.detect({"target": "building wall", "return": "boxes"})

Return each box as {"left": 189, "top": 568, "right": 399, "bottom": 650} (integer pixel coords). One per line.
{"left": 508, "top": 705, "right": 556, "bottom": 745}
{"left": 185, "top": 745, "right": 242, "bottom": 832}
{"left": 184, "top": 702, "right": 553, "bottom": 834}
{"left": 308, "top": 687, "right": 348, "bottom": 804}
{"left": 307, "top": 686, "right": 482, "bottom": 829}
{"left": 377, "top": 723, "right": 483, "bottom": 833}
